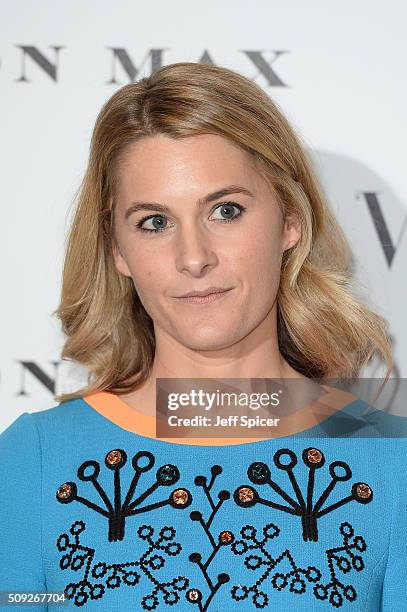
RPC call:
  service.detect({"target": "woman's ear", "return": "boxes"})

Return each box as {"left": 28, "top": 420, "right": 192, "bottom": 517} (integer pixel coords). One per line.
{"left": 109, "top": 197, "right": 133, "bottom": 278}
{"left": 112, "top": 240, "right": 132, "bottom": 278}
{"left": 282, "top": 214, "right": 301, "bottom": 252}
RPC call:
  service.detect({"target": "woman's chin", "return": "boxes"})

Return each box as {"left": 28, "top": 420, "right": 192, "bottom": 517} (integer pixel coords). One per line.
{"left": 180, "top": 330, "right": 241, "bottom": 352}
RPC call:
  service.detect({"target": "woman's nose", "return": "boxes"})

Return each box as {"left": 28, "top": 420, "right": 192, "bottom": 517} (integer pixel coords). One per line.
{"left": 175, "top": 224, "right": 218, "bottom": 276}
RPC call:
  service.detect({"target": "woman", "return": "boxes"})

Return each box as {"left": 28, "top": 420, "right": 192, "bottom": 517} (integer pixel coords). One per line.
{"left": 0, "top": 62, "right": 405, "bottom": 611}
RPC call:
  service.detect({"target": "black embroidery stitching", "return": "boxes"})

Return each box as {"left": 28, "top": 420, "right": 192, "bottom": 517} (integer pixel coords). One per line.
{"left": 313, "top": 521, "right": 367, "bottom": 608}
{"left": 56, "top": 449, "right": 192, "bottom": 542}
{"left": 229, "top": 521, "right": 367, "bottom": 608}
{"left": 185, "top": 465, "right": 233, "bottom": 610}
{"left": 54, "top": 447, "right": 372, "bottom": 608}
{"left": 56, "top": 519, "right": 190, "bottom": 609}
{"left": 233, "top": 447, "right": 373, "bottom": 542}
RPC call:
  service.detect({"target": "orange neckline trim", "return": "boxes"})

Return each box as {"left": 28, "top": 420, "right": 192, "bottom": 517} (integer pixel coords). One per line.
{"left": 82, "top": 385, "right": 356, "bottom": 446}
{"left": 83, "top": 390, "right": 269, "bottom": 445}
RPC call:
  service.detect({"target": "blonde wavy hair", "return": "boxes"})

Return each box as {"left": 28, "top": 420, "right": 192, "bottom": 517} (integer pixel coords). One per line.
{"left": 54, "top": 61, "right": 393, "bottom": 404}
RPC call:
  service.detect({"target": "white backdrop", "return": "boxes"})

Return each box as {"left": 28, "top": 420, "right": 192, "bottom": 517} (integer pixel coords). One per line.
{"left": 1, "top": 0, "right": 406, "bottom": 432}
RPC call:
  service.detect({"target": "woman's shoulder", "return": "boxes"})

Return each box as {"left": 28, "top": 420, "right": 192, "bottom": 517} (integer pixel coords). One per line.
{"left": 0, "top": 397, "right": 88, "bottom": 449}
{"left": 317, "top": 384, "right": 407, "bottom": 438}
{"left": 29, "top": 396, "right": 86, "bottom": 426}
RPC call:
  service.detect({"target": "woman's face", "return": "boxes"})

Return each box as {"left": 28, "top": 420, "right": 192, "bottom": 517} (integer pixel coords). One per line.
{"left": 112, "top": 134, "right": 300, "bottom": 351}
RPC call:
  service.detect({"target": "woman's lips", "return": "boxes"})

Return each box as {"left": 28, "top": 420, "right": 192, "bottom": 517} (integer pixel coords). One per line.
{"left": 175, "top": 288, "right": 232, "bottom": 304}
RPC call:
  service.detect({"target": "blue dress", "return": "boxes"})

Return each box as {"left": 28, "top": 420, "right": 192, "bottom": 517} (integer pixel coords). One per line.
{"left": 0, "top": 396, "right": 406, "bottom": 610}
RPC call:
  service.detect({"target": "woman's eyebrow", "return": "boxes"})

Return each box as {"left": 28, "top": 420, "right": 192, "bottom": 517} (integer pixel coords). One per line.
{"left": 124, "top": 185, "right": 255, "bottom": 219}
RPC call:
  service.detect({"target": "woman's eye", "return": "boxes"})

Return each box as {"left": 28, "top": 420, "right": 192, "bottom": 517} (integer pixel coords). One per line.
{"left": 210, "top": 201, "right": 246, "bottom": 222}
{"left": 136, "top": 215, "right": 168, "bottom": 233}
{"left": 135, "top": 201, "right": 246, "bottom": 233}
